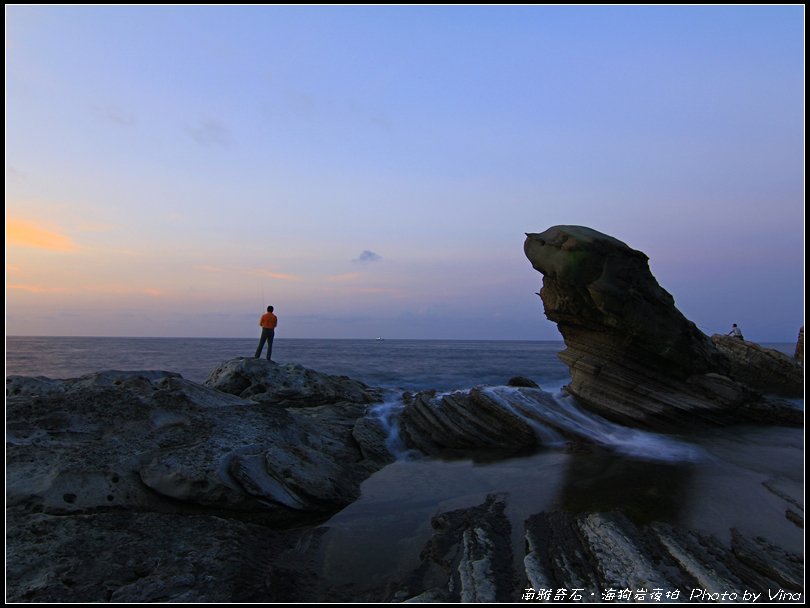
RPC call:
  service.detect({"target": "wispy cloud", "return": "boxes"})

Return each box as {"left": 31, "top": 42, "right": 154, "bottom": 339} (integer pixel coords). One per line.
{"left": 6, "top": 218, "right": 78, "bottom": 252}
{"left": 355, "top": 287, "right": 400, "bottom": 295}
{"left": 78, "top": 221, "right": 116, "bottom": 233}
{"left": 95, "top": 104, "right": 136, "bottom": 126}
{"left": 327, "top": 272, "right": 361, "bottom": 282}
{"left": 241, "top": 268, "right": 299, "bottom": 281}
{"left": 5, "top": 165, "right": 24, "bottom": 182}
{"left": 196, "top": 264, "right": 299, "bottom": 280}
{"left": 186, "top": 119, "right": 232, "bottom": 146}
{"left": 195, "top": 264, "right": 226, "bottom": 273}
{"left": 7, "top": 283, "right": 70, "bottom": 294}
{"left": 353, "top": 250, "right": 381, "bottom": 263}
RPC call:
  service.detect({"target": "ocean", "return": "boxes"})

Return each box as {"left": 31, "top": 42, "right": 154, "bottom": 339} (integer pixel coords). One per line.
{"left": 4, "top": 336, "right": 573, "bottom": 393}
{"left": 5, "top": 336, "right": 804, "bottom": 598}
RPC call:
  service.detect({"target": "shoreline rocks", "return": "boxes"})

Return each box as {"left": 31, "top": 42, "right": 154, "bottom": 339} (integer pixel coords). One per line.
{"left": 7, "top": 367, "right": 392, "bottom": 520}
{"left": 524, "top": 225, "right": 803, "bottom": 430}
{"left": 204, "top": 357, "right": 383, "bottom": 407}
{"left": 710, "top": 334, "right": 803, "bottom": 397}
{"left": 6, "top": 363, "right": 395, "bottom": 601}
{"left": 399, "top": 388, "right": 539, "bottom": 458}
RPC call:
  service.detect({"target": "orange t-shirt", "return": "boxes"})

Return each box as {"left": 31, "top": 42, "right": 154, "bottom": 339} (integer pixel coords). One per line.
{"left": 259, "top": 312, "right": 278, "bottom": 329}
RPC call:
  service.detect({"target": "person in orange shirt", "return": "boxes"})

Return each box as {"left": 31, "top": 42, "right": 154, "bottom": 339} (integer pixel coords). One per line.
{"left": 254, "top": 305, "right": 278, "bottom": 361}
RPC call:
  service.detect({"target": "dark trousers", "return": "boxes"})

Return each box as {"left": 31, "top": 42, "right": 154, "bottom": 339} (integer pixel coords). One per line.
{"left": 255, "top": 328, "right": 275, "bottom": 360}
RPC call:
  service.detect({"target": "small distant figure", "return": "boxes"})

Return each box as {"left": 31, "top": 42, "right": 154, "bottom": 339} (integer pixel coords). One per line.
{"left": 255, "top": 305, "right": 278, "bottom": 361}
{"left": 727, "top": 323, "right": 744, "bottom": 340}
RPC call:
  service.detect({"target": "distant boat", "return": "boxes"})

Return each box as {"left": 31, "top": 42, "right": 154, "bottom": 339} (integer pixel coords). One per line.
{"left": 376, "top": 337, "right": 384, "bottom": 341}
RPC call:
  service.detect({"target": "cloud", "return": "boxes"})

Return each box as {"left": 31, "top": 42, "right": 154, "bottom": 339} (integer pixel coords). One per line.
{"left": 6, "top": 165, "right": 24, "bottom": 182}
{"left": 78, "top": 222, "right": 116, "bottom": 233}
{"left": 7, "top": 283, "right": 70, "bottom": 294}
{"left": 355, "top": 287, "right": 400, "bottom": 295}
{"left": 326, "top": 272, "right": 361, "bottom": 282}
{"left": 241, "top": 268, "right": 299, "bottom": 281}
{"left": 353, "top": 250, "right": 381, "bottom": 263}
{"left": 195, "top": 265, "right": 299, "bottom": 280}
{"left": 186, "top": 119, "right": 232, "bottom": 146}
{"left": 95, "top": 104, "right": 136, "bottom": 126}
{"left": 6, "top": 218, "right": 78, "bottom": 252}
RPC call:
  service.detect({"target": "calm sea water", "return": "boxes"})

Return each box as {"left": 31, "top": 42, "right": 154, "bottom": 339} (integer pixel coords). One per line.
{"left": 4, "top": 337, "right": 572, "bottom": 392}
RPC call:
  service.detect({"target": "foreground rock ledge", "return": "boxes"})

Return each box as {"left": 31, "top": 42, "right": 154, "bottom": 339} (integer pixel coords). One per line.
{"left": 524, "top": 225, "right": 802, "bottom": 430}
{"left": 7, "top": 367, "right": 392, "bottom": 520}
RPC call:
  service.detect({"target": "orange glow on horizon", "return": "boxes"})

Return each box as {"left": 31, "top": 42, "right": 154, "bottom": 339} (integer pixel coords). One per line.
{"left": 6, "top": 218, "right": 78, "bottom": 252}
{"left": 7, "top": 283, "right": 70, "bottom": 293}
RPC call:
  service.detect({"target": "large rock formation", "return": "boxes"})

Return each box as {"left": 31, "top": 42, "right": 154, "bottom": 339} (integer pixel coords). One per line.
{"left": 524, "top": 225, "right": 802, "bottom": 429}
{"left": 711, "top": 334, "right": 803, "bottom": 396}
{"left": 6, "top": 366, "right": 393, "bottom": 601}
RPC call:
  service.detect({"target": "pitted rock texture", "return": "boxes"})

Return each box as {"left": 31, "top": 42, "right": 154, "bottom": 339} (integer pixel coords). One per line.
{"left": 204, "top": 357, "right": 382, "bottom": 407}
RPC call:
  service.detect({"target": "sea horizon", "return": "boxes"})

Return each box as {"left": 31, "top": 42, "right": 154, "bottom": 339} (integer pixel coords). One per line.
{"left": 6, "top": 334, "right": 799, "bottom": 344}
{"left": 6, "top": 335, "right": 564, "bottom": 342}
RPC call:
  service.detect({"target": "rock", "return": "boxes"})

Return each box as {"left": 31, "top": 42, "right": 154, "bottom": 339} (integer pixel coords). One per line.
{"left": 785, "top": 510, "right": 803, "bottom": 528}
{"left": 6, "top": 365, "right": 395, "bottom": 601}
{"left": 397, "top": 494, "right": 514, "bottom": 603}
{"left": 523, "top": 510, "right": 805, "bottom": 600}
{"left": 5, "top": 507, "right": 330, "bottom": 603}
{"left": 795, "top": 326, "right": 804, "bottom": 365}
{"left": 203, "top": 357, "right": 382, "bottom": 407}
{"left": 399, "top": 387, "right": 538, "bottom": 457}
{"left": 524, "top": 225, "right": 802, "bottom": 429}
{"left": 507, "top": 376, "right": 540, "bottom": 388}
{"left": 394, "top": 498, "right": 804, "bottom": 602}
{"left": 730, "top": 528, "right": 804, "bottom": 591}
{"left": 710, "top": 334, "right": 803, "bottom": 396}
{"left": 6, "top": 369, "right": 392, "bottom": 518}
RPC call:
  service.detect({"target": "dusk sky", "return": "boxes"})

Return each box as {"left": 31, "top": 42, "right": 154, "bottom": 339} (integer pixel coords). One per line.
{"left": 6, "top": 6, "right": 804, "bottom": 341}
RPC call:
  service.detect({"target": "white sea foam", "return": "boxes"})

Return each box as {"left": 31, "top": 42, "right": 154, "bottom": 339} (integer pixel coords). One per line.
{"left": 368, "top": 391, "right": 418, "bottom": 460}
{"left": 481, "top": 386, "right": 706, "bottom": 464}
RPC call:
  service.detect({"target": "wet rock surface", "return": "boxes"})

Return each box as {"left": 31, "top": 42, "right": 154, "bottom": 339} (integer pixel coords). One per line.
{"left": 398, "top": 387, "right": 540, "bottom": 457}
{"left": 523, "top": 511, "right": 803, "bottom": 600}
{"left": 321, "top": 495, "right": 805, "bottom": 602}
{"left": 394, "top": 494, "right": 515, "bottom": 602}
{"left": 524, "top": 225, "right": 803, "bottom": 430}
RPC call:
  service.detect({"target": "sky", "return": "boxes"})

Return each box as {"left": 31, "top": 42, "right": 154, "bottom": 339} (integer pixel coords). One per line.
{"left": 5, "top": 5, "right": 805, "bottom": 341}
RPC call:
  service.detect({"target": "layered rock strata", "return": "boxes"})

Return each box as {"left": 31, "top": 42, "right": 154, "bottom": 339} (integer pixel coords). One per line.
{"left": 391, "top": 496, "right": 803, "bottom": 602}
{"left": 711, "top": 334, "right": 803, "bottom": 396}
{"left": 524, "top": 225, "right": 803, "bottom": 429}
